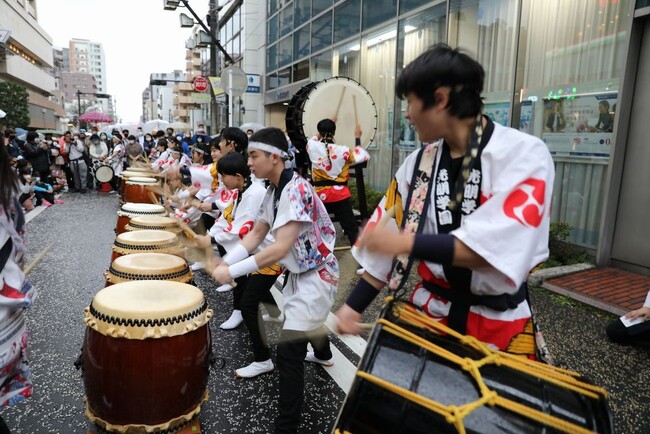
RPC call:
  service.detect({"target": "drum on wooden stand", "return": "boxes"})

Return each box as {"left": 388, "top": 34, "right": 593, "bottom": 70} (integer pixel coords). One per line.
{"left": 124, "top": 176, "right": 159, "bottom": 204}
{"left": 111, "top": 230, "right": 182, "bottom": 263}
{"left": 81, "top": 280, "right": 213, "bottom": 432}
{"left": 334, "top": 300, "right": 614, "bottom": 434}
{"left": 105, "top": 252, "right": 192, "bottom": 286}
{"left": 125, "top": 215, "right": 184, "bottom": 235}
{"left": 115, "top": 203, "right": 167, "bottom": 235}
{"left": 93, "top": 163, "right": 114, "bottom": 184}
{"left": 118, "top": 170, "right": 145, "bottom": 199}
{"left": 285, "top": 76, "right": 377, "bottom": 172}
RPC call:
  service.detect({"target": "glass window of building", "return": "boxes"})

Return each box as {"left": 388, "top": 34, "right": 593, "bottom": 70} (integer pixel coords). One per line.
{"left": 278, "top": 67, "right": 291, "bottom": 87}
{"left": 360, "top": 25, "right": 397, "bottom": 191}
{"left": 312, "top": 0, "right": 332, "bottom": 16}
{"left": 267, "top": 43, "right": 278, "bottom": 72}
{"left": 312, "top": 11, "right": 332, "bottom": 52}
{"left": 310, "top": 49, "right": 333, "bottom": 81}
{"left": 268, "top": 14, "right": 279, "bottom": 43}
{"left": 278, "top": 35, "right": 293, "bottom": 68}
{"left": 333, "top": 40, "right": 361, "bottom": 80}
{"left": 293, "top": 59, "right": 310, "bottom": 82}
{"left": 266, "top": 72, "right": 279, "bottom": 90}
{"left": 295, "top": 0, "right": 311, "bottom": 26}
{"left": 280, "top": 4, "right": 294, "bottom": 37}
{"left": 517, "top": 0, "right": 631, "bottom": 247}
{"left": 268, "top": 0, "right": 280, "bottom": 16}
{"left": 394, "top": 5, "right": 447, "bottom": 169}
{"left": 400, "top": 0, "right": 433, "bottom": 14}
{"left": 362, "top": 0, "right": 397, "bottom": 31}
{"left": 334, "top": 0, "right": 361, "bottom": 44}
{"left": 294, "top": 24, "right": 311, "bottom": 61}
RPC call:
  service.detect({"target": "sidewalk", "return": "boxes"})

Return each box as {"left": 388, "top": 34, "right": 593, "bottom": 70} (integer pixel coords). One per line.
{"left": 541, "top": 266, "right": 650, "bottom": 317}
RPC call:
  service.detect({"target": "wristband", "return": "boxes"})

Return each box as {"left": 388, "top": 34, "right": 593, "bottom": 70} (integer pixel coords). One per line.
{"left": 224, "top": 244, "right": 249, "bottom": 265}
{"left": 177, "top": 190, "right": 191, "bottom": 200}
{"left": 412, "top": 234, "right": 455, "bottom": 266}
{"left": 346, "top": 278, "right": 380, "bottom": 313}
{"left": 228, "top": 255, "right": 259, "bottom": 279}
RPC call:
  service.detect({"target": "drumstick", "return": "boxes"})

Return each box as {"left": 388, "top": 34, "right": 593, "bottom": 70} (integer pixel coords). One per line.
{"left": 275, "top": 321, "right": 374, "bottom": 344}
{"left": 148, "top": 191, "right": 161, "bottom": 205}
{"left": 23, "top": 244, "right": 52, "bottom": 276}
{"left": 334, "top": 245, "right": 351, "bottom": 252}
{"left": 334, "top": 87, "right": 347, "bottom": 120}
{"left": 352, "top": 95, "right": 359, "bottom": 127}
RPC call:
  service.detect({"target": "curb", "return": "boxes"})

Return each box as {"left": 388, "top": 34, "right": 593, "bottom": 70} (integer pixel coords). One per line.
{"left": 527, "top": 263, "right": 596, "bottom": 286}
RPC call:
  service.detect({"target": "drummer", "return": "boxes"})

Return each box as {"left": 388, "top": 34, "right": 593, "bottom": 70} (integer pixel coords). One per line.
{"left": 88, "top": 134, "right": 108, "bottom": 189}
{"left": 306, "top": 119, "right": 369, "bottom": 247}
{"left": 336, "top": 43, "right": 555, "bottom": 360}
{"left": 105, "top": 134, "right": 125, "bottom": 193}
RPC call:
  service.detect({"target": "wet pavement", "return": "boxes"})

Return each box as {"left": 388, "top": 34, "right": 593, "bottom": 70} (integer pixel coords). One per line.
{"left": 2, "top": 191, "right": 649, "bottom": 433}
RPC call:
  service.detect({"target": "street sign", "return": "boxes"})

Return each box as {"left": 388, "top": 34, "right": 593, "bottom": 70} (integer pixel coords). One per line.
{"left": 246, "top": 74, "right": 261, "bottom": 93}
{"left": 220, "top": 66, "right": 248, "bottom": 97}
{"left": 193, "top": 75, "right": 209, "bottom": 93}
{"left": 208, "top": 76, "right": 224, "bottom": 96}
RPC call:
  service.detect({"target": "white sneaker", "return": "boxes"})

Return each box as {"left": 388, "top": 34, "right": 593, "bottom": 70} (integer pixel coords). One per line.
{"left": 216, "top": 283, "right": 233, "bottom": 293}
{"left": 190, "top": 262, "right": 204, "bottom": 271}
{"left": 262, "top": 313, "right": 284, "bottom": 323}
{"left": 304, "top": 351, "right": 334, "bottom": 367}
{"left": 220, "top": 310, "right": 243, "bottom": 330}
{"left": 356, "top": 267, "right": 365, "bottom": 275}
{"left": 235, "top": 359, "right": 274, "bottom": 378}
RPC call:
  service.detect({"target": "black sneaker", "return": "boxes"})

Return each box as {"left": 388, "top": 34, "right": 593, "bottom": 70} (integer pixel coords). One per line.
{"left": 80, "top": 189, "right": 87, "bottom": 194}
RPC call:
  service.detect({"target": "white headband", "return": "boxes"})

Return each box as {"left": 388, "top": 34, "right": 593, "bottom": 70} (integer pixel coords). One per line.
{"left": 248, "top": 141, "right": 289, "bottom": 159}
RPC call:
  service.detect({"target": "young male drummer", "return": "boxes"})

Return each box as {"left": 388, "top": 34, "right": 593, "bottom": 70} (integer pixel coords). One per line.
{"left": 337, "top": 43, "right": 555, "bottom": 359}
{"left": 211, "top": 128, "right": 338, "bottom": 434}
{"left": 306, "top": 119, "right": 369, "bottom": 246}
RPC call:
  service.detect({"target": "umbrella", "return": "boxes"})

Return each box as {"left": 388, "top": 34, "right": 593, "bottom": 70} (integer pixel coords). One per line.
{"left": 79, "top": 111, "right": 113, "bottom": 123}
{"left": 142, "top": 119, "right": 170, "bottom": 134}
{"left": 239, "top": 122, "right": 265, "bottom": 133}
{"left": 37, "top": 129, "right": 64, "bottom": 137}
{"left": 168, "top": 121, "right": 191, "bottom": 131}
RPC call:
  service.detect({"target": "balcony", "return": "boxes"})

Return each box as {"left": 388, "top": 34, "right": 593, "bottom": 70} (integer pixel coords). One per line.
{"left": 0, "top": 55, "right": 55, "bottom": 94}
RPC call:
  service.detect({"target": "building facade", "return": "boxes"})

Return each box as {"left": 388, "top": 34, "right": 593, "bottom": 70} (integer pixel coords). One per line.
{"left": 68, "top": 38, "right": 111, "bottom": 116}
{"left": 0, "top": 0, "right": 62, "bottom": 129}
{"left": 263, "top": 0, "right": 650, "bottom": 274}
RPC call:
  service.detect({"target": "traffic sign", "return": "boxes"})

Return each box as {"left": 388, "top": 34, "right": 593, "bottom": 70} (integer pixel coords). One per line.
{"left": 220, "top": 66, "right": 248, "bottom": 97}
{"left": 193, "top": 75, "right": 209, "bottom": 93}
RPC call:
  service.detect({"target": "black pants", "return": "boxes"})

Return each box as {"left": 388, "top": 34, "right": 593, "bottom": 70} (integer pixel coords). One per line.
{"left": 0, "top": 415, "right": 10, "bottom": 434}
{"left": 606, "top": 318, "right": 650, "bottom": 344}
{"left": 325, "top": 198, "right": 358, "bottom": 246}
{"left": 275, "top": 327, "right": 332, "bottom": 434}
{"left": 240, "top": 273, "right": 282, "bottom": 361}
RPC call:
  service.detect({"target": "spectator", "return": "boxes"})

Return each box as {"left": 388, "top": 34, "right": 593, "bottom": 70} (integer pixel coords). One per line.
{"left": 105, "top": 135, "right": 126, "bottom": 193}
{"left": 606, "top": 290, "right": 650, "bottom": 344}
{"left": 142, "top": 133, "right": 155, "bottom": 155}
{"left": 22, "top": 132, "right": 50, "bottom": 180}
{"left": 125, "top": 135, "right": 144, "bottom": 167}
{"left": 88, "top": 134, "right": 108, "bottom": 189}
{"left": 68, "top": 134, "right": 88, "bottom": 194}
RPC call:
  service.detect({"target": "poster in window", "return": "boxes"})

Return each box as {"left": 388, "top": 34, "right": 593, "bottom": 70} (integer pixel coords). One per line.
{"left": 484, "top": 101, "right": 510, "bottom": 126}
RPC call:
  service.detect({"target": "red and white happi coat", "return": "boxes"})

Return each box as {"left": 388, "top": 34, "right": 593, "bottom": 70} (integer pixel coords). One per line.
{"left": 306, "top": 137, "right": 370, "bottom": 203}
{"left": 353, "top": 122, "right": 555, "bottom": 354}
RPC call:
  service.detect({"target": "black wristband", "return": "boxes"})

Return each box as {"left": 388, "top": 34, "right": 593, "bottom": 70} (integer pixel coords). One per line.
{"left": 211, "top": 202, "right": 218, "bottom": 211}
{"left": 346, "top": 278, "right": 380, "bottom": 313}
{"left": 412, "top": 233, "right": 455, "bottom": 265}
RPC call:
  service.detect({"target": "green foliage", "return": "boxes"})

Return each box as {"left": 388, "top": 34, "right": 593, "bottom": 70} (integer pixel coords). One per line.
{"left": 544, "top": 221, "right": 589, "bottom": 267}
{"left": 0, "top": 82, "right": 30, "bottom": 128}
{"left": 348, "top": 180, "right": 385, "bottom": 216}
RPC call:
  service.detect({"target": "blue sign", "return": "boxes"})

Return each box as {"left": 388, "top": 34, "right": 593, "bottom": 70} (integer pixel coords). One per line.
{"left": 246, "top": 74, "right": 261, "bottom": 93}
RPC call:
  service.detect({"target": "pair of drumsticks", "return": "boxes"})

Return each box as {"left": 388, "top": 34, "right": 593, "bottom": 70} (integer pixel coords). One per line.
{"left": 334, "top": 87, "right": 360, "bottom": 132}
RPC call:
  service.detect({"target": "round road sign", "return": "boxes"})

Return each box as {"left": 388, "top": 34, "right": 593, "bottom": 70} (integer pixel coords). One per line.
{"left": 220, "top": 66, "right": 248, "bottom": 97}
{"left": 193, "top": 76, "right": 209, "bottom": 92}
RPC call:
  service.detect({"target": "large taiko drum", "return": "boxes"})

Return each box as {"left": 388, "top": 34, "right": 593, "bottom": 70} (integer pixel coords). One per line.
{"left": 111, "top": 230, "right": 182, "bottom": 263}
{"left": 285, "top": 76, "right": 377, "bottom": 171}
{"left": 126, "top": 166, "right": 156, "bottom": 175}
{"left": 123, "top": 176, "right": 159, "bottom": 204}
{"left": 334, "top": 301, "right": 614, "bottom": 434}
{"left": 81, "top": 280, "right": 212, "bottom": 432}
{"left": 105, "top": 252, "right": 192, "bottom": 286}
{"left": 125, "top": 215, "right": 183, "bottom": 235}
{"left": 115, "top": 203, "right": 167, "bottom": 235}
{"left": 93, "top": 163, "right": 114, "bottom": 184}
{"left": 118, "top": 170, "right": 146, "bottom": 199}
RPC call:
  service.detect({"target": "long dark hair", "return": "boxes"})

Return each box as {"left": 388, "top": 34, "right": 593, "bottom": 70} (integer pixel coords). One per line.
{"left": 0, "top": 130, "right": 19, "bottom": 212}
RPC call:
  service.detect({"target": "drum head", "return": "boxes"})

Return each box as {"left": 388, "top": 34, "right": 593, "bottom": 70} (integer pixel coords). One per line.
{"left": 126, "top": 215, "right": 182, "bottom": 233}
{"left": 120, "top": 203, "right": 166, "bottom": 215}
{"left": 86, "top": 280, "right": 210, "bottom": 339}
{"left": 126, "top": 176, "right": 157, "bottom": 185}
{"left": 111, "top": 252, "right": 187, "bottom": 275}
{"left": 95, "top": 165, "right": 114, "bottom": 183}
{"left": 116, "top": 230, "right": 178, "bottom": 246}
{"left": 301, "top": 77, "right": 377, "bottom": 149}
{"left": 128, "top": 166, "right": 155, "bottom": 173}
{"left": 120, "top": 170, "right": 142, "bottom": 178}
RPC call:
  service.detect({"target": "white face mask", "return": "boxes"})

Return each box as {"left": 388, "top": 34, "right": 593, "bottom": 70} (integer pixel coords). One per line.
{"left": 197, "top": 138, "right": 203, "bottom": 143}
{"left": 34, "top": 138, "right": 41, "bottom": 143}
{"left": 128, "top": 140, "right": 135, "bottom": 144}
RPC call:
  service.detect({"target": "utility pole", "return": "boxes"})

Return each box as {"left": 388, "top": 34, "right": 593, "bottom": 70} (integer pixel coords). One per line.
{"left": 209, "top": 0, "right": 219, "bottom": 135}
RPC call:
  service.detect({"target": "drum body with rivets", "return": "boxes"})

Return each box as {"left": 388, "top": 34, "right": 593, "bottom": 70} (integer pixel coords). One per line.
{"left": 115, "top": 203, "right": 167, "bottom": 235}
{"left": 123, "top": 176, "right": 159, "bottom": 204}
{"left": 81, "top": 281, "right": 212, "bottom": 432}
{"left": 125, "top": 215, "right": 183, "bottom": 235}
{"left": 110, "top": 230, "right": 182, "bottom": 263}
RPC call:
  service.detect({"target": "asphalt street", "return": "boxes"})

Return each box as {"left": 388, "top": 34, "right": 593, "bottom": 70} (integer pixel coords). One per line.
{"left": 2, "top": 191, "right": 648, "bottom": 433}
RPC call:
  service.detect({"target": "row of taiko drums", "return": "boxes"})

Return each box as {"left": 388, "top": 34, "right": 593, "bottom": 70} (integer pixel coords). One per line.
{"left": 80, "top": 166, "right": 213, "bottom": 433}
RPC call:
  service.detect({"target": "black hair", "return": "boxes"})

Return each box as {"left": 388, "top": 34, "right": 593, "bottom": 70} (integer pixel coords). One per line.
{"left": 155, "top": 130, "right": 166, "bottom": 138}
{"left": 317, "top": 119, "right": 336, "bottom": 142}
{"left": 0, "top": 130, "right": 18, "bottom": 212}
{"left": 395, "top": 43, "right": 484, "bottom": 118}
{"left": 127, "top": 135, "right": 136, "bottom": 141}
{"left": 192, "top": 142, "right": 212, "bottom": 164}
{"left": 221, "top": 127, "right": 249, "bottom": 155}
{"left": 157, "top": 138, "right": 168, "bottom": 148}
{"left": 26, "top": 131, "right": 39, "bottom": 142}
{"left": 209, "top": 136, "right": 221, "bottom": 151}
{"left": 599, "top": 100, "right": 610, "bottom": 110}
{"left": 249, "top": 128, "right": 288, "bottom": 155}
{"left": 217, "top": 152, "right": 250, "bottom": 179}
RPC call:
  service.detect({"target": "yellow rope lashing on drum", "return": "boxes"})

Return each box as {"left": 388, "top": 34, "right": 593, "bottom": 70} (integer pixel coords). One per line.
{"left": 346, "top": 300, "right": 608, "bottom": 434}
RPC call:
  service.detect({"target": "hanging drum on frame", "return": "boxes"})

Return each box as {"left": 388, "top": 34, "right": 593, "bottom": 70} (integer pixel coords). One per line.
{"left": 285, "top": 76, "right": 378, "bottom": 173}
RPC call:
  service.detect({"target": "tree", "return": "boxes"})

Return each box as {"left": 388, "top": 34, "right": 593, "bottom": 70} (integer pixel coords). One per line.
{"left": 0, "top": 81, "right": 30, "bottom": 128}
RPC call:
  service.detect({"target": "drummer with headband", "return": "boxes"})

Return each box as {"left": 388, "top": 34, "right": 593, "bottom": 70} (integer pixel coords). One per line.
{"left": 306, "top": 119, "right": 369, "bottom": 247}
{"left": 211, "top": 128, "right": 337, "bottom": 434}
{"left": 337, "top": 43, "right": 555, "bottom": 360}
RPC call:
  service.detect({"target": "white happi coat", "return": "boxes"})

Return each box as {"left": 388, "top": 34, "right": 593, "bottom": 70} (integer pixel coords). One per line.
{"left": 353, "top": 122, "right": 555, "bottom": 352}
{"left": 258, "top": 173, "right": 339, "bottom": 331}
